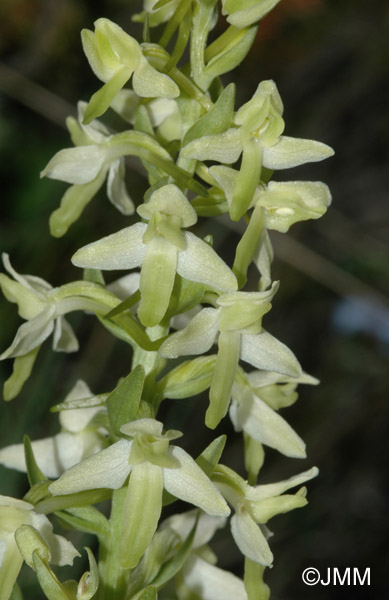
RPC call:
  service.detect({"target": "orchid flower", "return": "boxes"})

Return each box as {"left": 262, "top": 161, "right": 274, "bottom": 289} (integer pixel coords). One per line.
{"left": 228, "top": 370, "right": 318, "bottom": 459}
{"left": 49, "top": 418, "right": 230, "bottom": 569}
{"left": 133, "top": 0, "right": 181, "bottom": 28}
{"left": 0, "top": 380, "right": 107, "bottom": 478}
{"left": 42, "top": 101, "right": 134, "bottom": 237}
{"left": 0, "top": 254, "right": 78, "bottom": 400}
{"left": 0, "top": 495, "right": 79, "bottom": 600}
{"left": 182, "top": 79, "right": 334, "bottom": 220}
{"left": 72, "top": 183, "right": 238, "bottom": 327}
{"left": 80, "top": 18, "right": 179, "bottom": 124}
{"left": 162, "top": 510, "right": 248, "bottom": 600}
{"left": 222, "top": 0, "right": 282, "bottom": 29}
{"left": 213, "top": 465, "right": 319, "bottom": 566}
{"left": 160, "top": 282, "right": 303, "bottom": 428}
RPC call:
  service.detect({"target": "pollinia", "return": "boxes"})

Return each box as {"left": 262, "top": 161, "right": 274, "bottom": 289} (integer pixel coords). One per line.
{"left": 0, "top": 1, "right": 333, "bottom": 599}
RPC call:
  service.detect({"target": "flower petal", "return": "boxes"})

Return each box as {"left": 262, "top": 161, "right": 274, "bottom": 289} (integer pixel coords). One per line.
{"left": 2, "top": 253, "right": 51, "bottom": 296}
{"left": 0, "top": 432, "right": 84, "bottom": 479}
{"left": 59, "top": 380, "right": 101, "bottom": 432}
{"left": 3, "top": 348, "right": 39, "bottom": 401}
{"left": 133, "top": 54, "right": 179, "bottom": 98}
{"left": 41, "top": 146, "right": 108, "bottom": 184}
{"left": 178, "top": 232, "right": 237, "bottom": 292}
{"left": 229, "top": 389, "right": 306, "bottom": 458}
{"left": 240, "top": 330, "right": 302, "bottom": 377}
{"left": 49, "top": 439, "right": 132, "bottom": 495}
{"left": 160, "top": 308, "right": 219, "bottom": 358}
{"left": 183, "top": 555, "right": 248, "bottom": 600}
{"left": 162, "top": 509, "right": 226, "bottom": 549}
{"left": 107, "top": 272, "right": 140, "bottom": 300}
{"left": 163, "top": 446, "right": 230, "bottom": 516}
{"left": 1, "top": 308, "right": 55, "bottom": 359}
{"left": 53, "top": 317, "right": 79, "bottom": 353}
{"left": 49, "top": 171, "right": 107, "bottom": 238}
{"left": 84, "top": 67, "right": 133, "bottom": 124}
{"left": 223, "top": 0, "right": 282, "bottom": 29}
{"left": 181, "top": 128, "right": 242, "bottom": 164}
{"left": 107, "top": 158, "right": 135, "bottom": 215}
{"left": 263, "top": 136, "right": 334, "bottom": 170}
{"left": 230, "top": 511, "right": 273, "bottom": 565}
{"left": 29, "top": 512, "right": 81, "bottom": 566}
{"left": 207, "top": 330, "right": 240, "bottom": 429}
{"left": 120, "top": 462, "right": 163, "bottom": 568}
{"left": 0, "top": 274, "right": 46, "bottom": 320}
{"left": 72, "top": 222, "right": 147, "bottom": 271}
{"left": 138, "top": 236, "right": 178, "bottom": 327}
{"left": 246, "top": 467, "right": 319, "bottom": 501}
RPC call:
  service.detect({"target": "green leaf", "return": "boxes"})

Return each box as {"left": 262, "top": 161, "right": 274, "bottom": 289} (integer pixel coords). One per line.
{"left": 104, "top": 291, "right": 141, "bottom": 319}
{"left": 55, "top": 506, "right": 110, "bottom": 539}
{"left": 34, "top": 489, "right": 112, "bottom": 515}
{"left": 196, "top": 435, "right": 226, "bottom": 477}
{"left": 164, "top": 276, "right": 205, "bottom": 320}
{"left": 150, "top": 514, "right": 198, "bottom": 589}
{"left": 184, "top": 83, "right": 236, "bottom": 146}
{"left": 106, "top": 365, "right": 145, "bottom": 437}
{"left": 24, "top": 435, "right": 47, "bottom": 487}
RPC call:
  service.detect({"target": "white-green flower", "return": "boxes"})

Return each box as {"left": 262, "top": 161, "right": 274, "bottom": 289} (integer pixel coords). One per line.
{"left": 0, "top": 255, "right": 79, "bottom": 400}
{"left": 0, "top": 495, "right": 79, "bottom": 600}
{"left": 222, "top": 0, "right": 282, "bottom": 29}
{"left": 0, "top": 254, "right": 78, "bottom": 361}
{"left": 163, "top": 510, "right": 248, "bottom": 600}
{"left": 211, "top": 166, "right": 332, "bottom": 233}
{"left": 246, "top": 369, "right": 319, "bottom": 410}
{"left": 230, "top": 381, "right": 305, "bottom": 459}
{"left": 81, "top": 18, "right": 179, "bottom": 123}
{"left": 0, "top": 380, "right": 107, "bottom": 478}
{"left": 41, "top": 101, "right": 134, "bottom": 237}
{"left": 182, "top": 80, "right": 334, "bottom": 220}
{"left": 72, "top": 184, "right": 238, "bottom": 327}
{"left": 49, "top": 418, "right": 230, "bottom": 568}
{"left": 213, "top": 465, "right": 319, "bottom": 565}
{"left": 133, "top": 0, "right": 181, "bottom": 28}
{"left": 160, "top": 283, "right": 302, "bottom": 428}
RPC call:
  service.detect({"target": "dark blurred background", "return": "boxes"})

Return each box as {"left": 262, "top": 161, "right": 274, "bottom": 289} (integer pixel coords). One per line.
{"left": 0, "top": 0, "right": 388, "bottom": 598}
